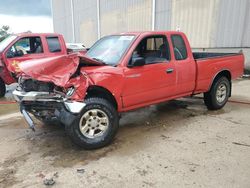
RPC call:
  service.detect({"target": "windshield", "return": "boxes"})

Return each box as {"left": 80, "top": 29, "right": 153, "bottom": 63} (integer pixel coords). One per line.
{"left": 0, "top": 35, "right": 17, "bottom": 52}
{"left": 86, "top": 35, "right": 135, "bottom": 65}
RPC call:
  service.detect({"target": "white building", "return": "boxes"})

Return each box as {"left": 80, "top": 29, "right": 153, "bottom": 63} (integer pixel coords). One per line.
{"left": 51, "top": 0, "right": 250, "bottom": 70}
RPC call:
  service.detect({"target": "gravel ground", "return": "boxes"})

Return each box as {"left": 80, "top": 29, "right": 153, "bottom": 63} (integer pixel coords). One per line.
{"left": 0, "top": 79, "right": 250, "bottom": 188}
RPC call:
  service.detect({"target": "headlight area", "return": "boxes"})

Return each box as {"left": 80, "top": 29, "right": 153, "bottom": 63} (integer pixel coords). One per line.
{"left": 12, "top": 76, "right": 88, "bottom": 131}
{"left": 66, "top": 86, "right": 75, "bottom": 97}
{"left": 13, "top": 88, "right": 86, "bottom": 131}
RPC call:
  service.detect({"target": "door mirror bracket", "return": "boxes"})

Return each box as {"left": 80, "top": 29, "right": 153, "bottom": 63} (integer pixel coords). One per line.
{"left": 6, "top": 51, "right": 15, "bottom": 58}
{"left": 128, "top": 57, "right": 145, "bottom": 68}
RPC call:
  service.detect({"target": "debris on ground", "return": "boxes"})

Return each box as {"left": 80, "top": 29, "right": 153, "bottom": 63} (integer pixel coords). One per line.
{"left": 199, "top": 141, "right": 206, "bottom": 144}
{"left": 160, "top": 134, "right": 170, "bottom": 140}
{"left": 43, "top": 172, "right": 58, "bottom": 186}
{"left": 77, "top": 168, "right": 85, "bottom": 173}
{"left": 232, "top": 142, "right": 250, "bottom": 147}
{"left": 190, "top": 168, "right": 195, "bottom": 172}
{"left": 53, "top": 172, "right": 59, "bottom": 178}
{"left": 43, "top": 178, "right": 55, "bottom": 186}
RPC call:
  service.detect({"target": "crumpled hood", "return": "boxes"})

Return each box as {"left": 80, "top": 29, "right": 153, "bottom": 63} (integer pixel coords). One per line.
{"left": 19, "top": 54, "right": 102, "bottom": 87}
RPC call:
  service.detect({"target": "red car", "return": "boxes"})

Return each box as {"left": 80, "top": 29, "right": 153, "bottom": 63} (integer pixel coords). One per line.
{"left": 13, "top": 31, "right": 244, "bottom": 149}
{"left": 0, "top": 33, "right": 85, "bottom": 97}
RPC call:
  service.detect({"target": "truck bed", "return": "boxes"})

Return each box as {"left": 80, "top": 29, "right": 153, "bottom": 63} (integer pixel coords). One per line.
{"left": 193, "top": 52, "right": 244, "bottom": 94}
{"left": 193, "top": 52, "right": 240, "bottom": 60}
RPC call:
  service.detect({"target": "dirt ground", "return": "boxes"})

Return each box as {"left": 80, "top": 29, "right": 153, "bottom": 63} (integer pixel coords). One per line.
{"left": 0, "top": 79, "right": 250, "bottom": 188}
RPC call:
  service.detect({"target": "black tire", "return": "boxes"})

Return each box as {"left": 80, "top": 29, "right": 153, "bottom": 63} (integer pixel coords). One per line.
{"left": 204, "top": 76, "right": 230, "bottom": 110}
{"left": 65, "top": 97, "right": 119, "bottom": 149}
{"left": 0, "top": 78, "right": 6, "bottom": 98}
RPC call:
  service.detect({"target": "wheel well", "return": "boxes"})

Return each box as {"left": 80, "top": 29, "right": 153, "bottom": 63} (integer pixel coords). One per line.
{"left": 211, "top": 70, "right": 232, "bottom": 96}
{"left": 214, "top": 70, "right": 231, "bottom": 81}
{"left": 85, "top": 86, "right": 118, "bottom": 109}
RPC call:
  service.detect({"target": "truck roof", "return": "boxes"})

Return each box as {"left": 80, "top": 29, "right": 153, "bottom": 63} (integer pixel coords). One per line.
{"left": 15, "top": 32, "right": 62, "bottom": 37}
{"left": 117, "top": 30, "right": 185, "bottom": 36}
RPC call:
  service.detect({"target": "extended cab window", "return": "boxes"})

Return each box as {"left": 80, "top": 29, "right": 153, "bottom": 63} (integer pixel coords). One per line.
{"left": 46, "top": 37, "right": 61, "bottom": 52}
{"left": 132, "top": 35, "right": 170, "bottom": 65}
{"left": 171, "top": 35, "right": 187, "bottom": 60}
{"left": 6, "top": 37, "right": 43, "bottom": 58}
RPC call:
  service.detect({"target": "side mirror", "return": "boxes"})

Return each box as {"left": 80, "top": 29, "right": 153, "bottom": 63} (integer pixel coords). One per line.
{"left": 16, "top": 50, "right": 24, "bottom": 57}
{"left": 128, "top": 57, "right": 145, "bottom": 67}
{"left": 67, "top": 48, "right": 73, "bottom": 53}
{"left": 6, "top": 51, "right": 15, "bottom": 58}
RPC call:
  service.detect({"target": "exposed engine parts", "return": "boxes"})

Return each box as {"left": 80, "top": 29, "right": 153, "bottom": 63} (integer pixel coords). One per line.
{"left": 19, "top": 78, "right": 55, "bottom": 92}
{"left": 13, "top": 77, "right": 86, "bottom": 131}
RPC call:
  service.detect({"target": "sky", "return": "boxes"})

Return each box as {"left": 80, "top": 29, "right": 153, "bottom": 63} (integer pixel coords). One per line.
{"left": 0, "top": 0, "right": 53, "bottom": 33}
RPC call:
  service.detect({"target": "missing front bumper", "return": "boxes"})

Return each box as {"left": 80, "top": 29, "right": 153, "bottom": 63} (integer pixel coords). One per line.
{"left": 13, "top": 89, "right": 86, "bottom": 130}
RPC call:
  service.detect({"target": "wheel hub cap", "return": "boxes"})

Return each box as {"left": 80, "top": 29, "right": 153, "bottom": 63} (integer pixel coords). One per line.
{"left": 79, "top": 109, "right": 109, "bottom": 138}
{"left": 216, "top": 83, "right": 227, "bottom": 103}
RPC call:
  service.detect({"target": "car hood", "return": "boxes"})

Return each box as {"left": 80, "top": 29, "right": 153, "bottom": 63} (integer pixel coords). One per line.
{"left": 19, "top": 54, "right": 103, "bottom": 87}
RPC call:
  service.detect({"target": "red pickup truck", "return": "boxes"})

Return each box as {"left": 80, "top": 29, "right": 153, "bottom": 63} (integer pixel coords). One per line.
{"left": 0, "top": 33, "right": 85, "bottom": 97}
{"left": 13, "top": 31, "right": 244, "bottom": 149}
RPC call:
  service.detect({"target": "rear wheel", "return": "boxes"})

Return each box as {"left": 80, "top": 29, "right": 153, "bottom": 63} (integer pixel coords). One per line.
{"left": 65, "top": 97, "right": 119, "bottom": 149}
{"left": 204, "top": 76, "right": 230, "bottom": 110}
{"left": 0, "top": 78, "right": 6, "bottom": 98}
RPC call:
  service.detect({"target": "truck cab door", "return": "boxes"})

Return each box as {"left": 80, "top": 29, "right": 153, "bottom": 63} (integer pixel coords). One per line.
{"left": 170, "top": 34, "right": 196, "bottom": 95}
{"left": 5, "top": 36, "right": 46, "bottom": 73}
{"left": 122, "top": 35, "right": 176, "bottom": 109}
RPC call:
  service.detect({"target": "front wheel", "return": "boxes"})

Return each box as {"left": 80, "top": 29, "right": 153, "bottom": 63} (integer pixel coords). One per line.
{"left": 65, "top": 97, "right": 119, "bottom": 149}
{"left": 0, "top": 78, "right": 6, "bottom": 98}
{"left": 204, "top": 76, "right": 230, "bottom": 110}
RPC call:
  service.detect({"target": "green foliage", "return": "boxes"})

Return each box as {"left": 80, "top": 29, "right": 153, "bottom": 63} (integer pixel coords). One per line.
{"left": 0, "top": 25, "right": 10, "bottom": 42}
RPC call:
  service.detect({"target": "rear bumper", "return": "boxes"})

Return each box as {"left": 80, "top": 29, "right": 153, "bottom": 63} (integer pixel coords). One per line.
{"left": 13, "top": 89, "right": 86, "bottom": 113}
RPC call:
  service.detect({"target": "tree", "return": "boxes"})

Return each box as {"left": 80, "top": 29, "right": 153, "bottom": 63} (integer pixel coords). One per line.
{"left": 0, "top": 25, "right": 10, "bottom": 42}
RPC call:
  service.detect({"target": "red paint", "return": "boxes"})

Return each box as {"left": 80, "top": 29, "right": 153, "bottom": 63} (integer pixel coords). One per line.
{"left": 0, "top": 33, "right": 86, "bottom": 85}
{"left": 20, "top": 54, "right": 79, "bottom": 86}
{"left": 18, "top": 31, "right": 244, "bottom": 112}
{"left": 0, "top": 101, "right": 16, "bottom": 104}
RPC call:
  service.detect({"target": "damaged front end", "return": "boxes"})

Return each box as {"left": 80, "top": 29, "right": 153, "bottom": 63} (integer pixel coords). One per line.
{"left": 12, "top": 54, "right": 100, "bottom": 130}
{"left": 13, "top": 78, "right": 86, "bottom": 130}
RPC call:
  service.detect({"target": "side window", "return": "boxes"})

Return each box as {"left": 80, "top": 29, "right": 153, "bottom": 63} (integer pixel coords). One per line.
{"left": 132, "top": 35, "right": 170, "bottom": 65}
{"left": 171, "top": 35, "right": 187, "bottom": 60}
{"left": 6, "top": 37, "right": 43, "bottom": 58}
{"left": 46, "top": 37, "right": 61, "bottom": 53}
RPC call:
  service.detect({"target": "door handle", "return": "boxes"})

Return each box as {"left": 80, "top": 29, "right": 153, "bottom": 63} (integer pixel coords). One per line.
{"left": 166, "top": 68, "right": 174, "bottom": 74}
